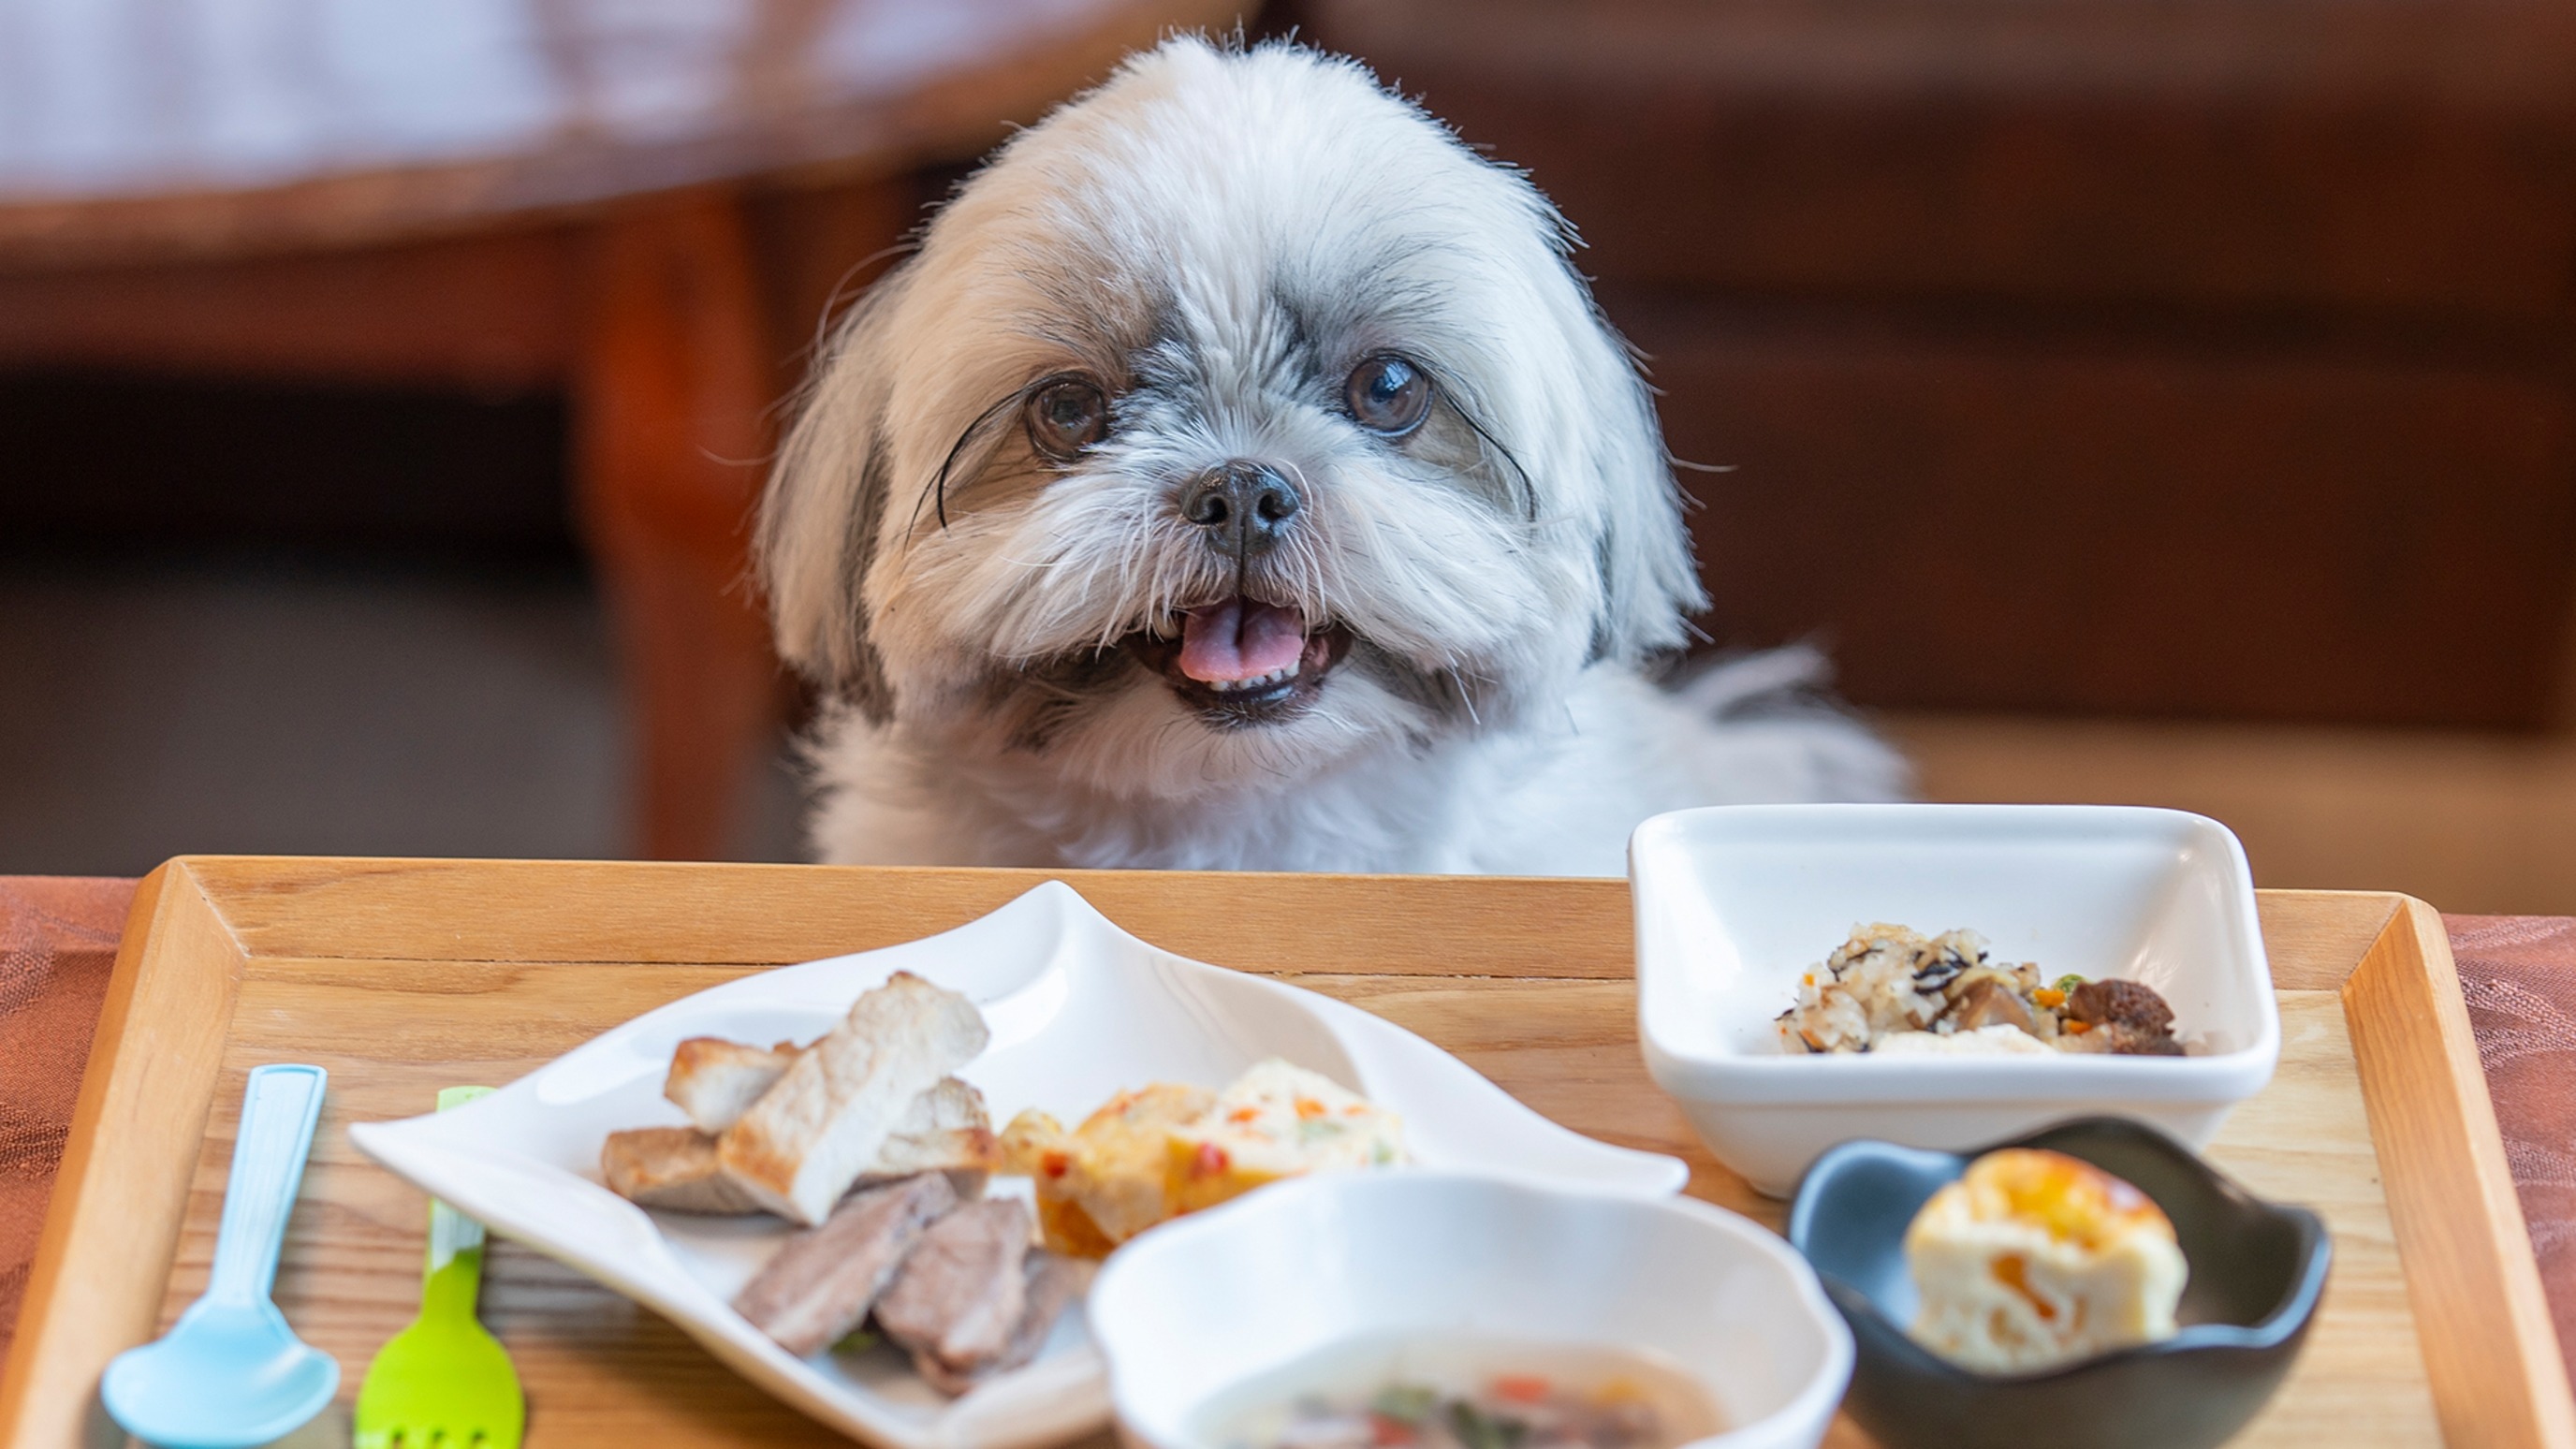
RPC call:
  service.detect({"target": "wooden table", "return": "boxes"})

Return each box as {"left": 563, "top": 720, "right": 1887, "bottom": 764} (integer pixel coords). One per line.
{"left": 0, "top": 0, "right": 1239, "bottom": 859}
{"left": 2, "top": 860, "right": 2571, "bottom": 1447}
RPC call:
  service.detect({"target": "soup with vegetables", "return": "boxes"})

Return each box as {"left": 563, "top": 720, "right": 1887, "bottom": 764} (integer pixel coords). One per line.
{"left": 1193, "top": 1334, "right": 1723, "bottom": 1449}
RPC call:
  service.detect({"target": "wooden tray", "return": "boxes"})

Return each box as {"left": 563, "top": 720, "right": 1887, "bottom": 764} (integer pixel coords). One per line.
{"left": 3, "top": 860, "right": 2570, "bottom": 1449}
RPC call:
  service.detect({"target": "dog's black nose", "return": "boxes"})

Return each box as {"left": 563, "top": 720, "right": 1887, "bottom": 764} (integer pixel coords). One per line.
{"left": 1178, "top": 460, "right": 1300, "bottom": 558}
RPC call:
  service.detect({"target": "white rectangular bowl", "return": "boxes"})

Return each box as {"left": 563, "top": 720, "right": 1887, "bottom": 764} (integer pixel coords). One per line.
{"left": 1631, "top": 803, "right": 2278, "bottom": 1196}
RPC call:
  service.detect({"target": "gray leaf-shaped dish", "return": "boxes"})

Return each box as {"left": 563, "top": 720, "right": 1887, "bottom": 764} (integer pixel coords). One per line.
{"left": 1786, "top": 1117, "right": 2329, "bottom": 1449}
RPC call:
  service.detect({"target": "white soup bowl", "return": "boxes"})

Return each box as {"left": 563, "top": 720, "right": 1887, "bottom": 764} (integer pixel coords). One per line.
{"left": 1089, "top": 1171, "right": 1852, "bottom": 1449}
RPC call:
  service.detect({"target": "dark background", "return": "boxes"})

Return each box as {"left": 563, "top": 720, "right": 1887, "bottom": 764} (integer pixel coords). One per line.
{"left": 6, "top": 0, "right": 2575, "bottom": 904}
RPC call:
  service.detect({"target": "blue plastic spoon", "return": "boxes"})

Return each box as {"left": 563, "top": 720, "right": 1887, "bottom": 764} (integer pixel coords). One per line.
{"left": 102, "top": 1063, "right": 339, "bottom": 1449}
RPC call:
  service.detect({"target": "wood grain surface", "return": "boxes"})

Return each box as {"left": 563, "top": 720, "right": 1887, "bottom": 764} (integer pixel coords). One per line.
{"left": 2345, "top": 900, "right": 2576, "bottom": 1449}
{"left": 1, "top": 866, "right": 251, "bottom": 1449}
{"left": 0, "top": 860, "right": 2564, "bottom": 1448}
{"left": 181, "top": 857, "right": 1641, "bottom": 977}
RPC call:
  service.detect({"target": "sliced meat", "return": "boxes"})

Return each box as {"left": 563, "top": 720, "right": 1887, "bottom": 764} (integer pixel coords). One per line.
{"left": 856, "top": 1076, "right": 1002, "bottom": 1199}
{"left": 2067, "top": 978, "right": 2175, "bottom": 1033}
{"left": 2067, "top": 979, "right": 2184, "bottom": 1056}
{"left": 878, "top": 1077, "right": 1001, "bottom": 1173}
{"left": 915, "top": 1251, "right": 1096, "bottom": 1397}
{"left": 875, "top": 1197, "right": 1032, "bottom": 1376}
{"left": 1943, "top": 975, "right": 2037, "bottom": 1035}
{"left": 900, "top": 1076, "right": 988, "bottom": 1131}
{"left": 2098, "top": 1024, "right": 2186, "bottom": 1056}
{"left": 666, "top": 1037, "right": 799, "bottom": 1134}
{"left": 734, "top": 1171, "right": 959, "bottom": 1356}
{"left": 721, "top": 972, "right": 991, "bottom": 1224}
{"left": 601, "top": 1126, "right": 764, "bottom": 1213}
{"left": 999, "top": 1251, "right": 1093, "bottom": 1370}
{"left": 609, "top": 1077, "right": 996, "bottom": 1217}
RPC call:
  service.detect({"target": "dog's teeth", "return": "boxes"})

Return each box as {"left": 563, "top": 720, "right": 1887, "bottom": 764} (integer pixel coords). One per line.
{"left": 1205, "top": 658, "right": 1304, "bottom": 695}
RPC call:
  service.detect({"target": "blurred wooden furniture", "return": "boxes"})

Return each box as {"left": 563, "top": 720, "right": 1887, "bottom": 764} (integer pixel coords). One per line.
{"left": 1309, "top": 0, "right": 2576, "bottom": 729}
{"left": 0, "top": 0, "right": 1239, "bottom": 860}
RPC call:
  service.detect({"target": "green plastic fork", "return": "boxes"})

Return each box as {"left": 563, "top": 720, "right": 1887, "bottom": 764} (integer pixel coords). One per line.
{"left": 354, "top": 1086, "right": 525, "bottom": 1449}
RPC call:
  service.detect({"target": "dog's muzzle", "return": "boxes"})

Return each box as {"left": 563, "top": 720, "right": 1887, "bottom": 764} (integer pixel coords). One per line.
{"left": 1178, "top": 460, "right": 1300, "bottom": 561}
{"left": 1124, "top": 598, "right": 1353, "bottom": 726}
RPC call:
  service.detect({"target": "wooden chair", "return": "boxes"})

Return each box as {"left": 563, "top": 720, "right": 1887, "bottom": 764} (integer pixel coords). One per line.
{"left": 0, "top": 0, "right": 1240, "bottom": 859}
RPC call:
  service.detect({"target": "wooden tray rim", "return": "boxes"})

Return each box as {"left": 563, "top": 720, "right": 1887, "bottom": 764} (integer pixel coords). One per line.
{"left": 1, "top": 857, "right": 2569, "bottom": 1449}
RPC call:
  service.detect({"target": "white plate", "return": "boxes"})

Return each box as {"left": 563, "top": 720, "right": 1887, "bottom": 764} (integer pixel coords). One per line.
{"left": 350, "top": 880, "right": 1686, "bottom": 1449}
{"left": 1631, "top": 803, "right": 2279, "bottom": 1195}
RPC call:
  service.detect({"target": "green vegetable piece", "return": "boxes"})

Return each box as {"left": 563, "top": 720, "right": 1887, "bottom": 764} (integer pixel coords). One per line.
{"left": 1372, "top": 1384, "right": 1440, "bottom": 1424}
{"left": 831, "top": 1327, "right": 881, "bottom": 1354}
{"left": 2054, "top": 974, "right": 2086, "bottom": 995}
{"left": 1448, "top": 1401, "right": 1528, "bottom": 1449}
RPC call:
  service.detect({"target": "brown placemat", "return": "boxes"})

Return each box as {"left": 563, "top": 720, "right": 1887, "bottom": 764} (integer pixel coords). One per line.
{"left": 0, "top": 877, "right": 133, "bottom": 1361}
{"left": 2450, "top": 913, "right": 2576, "bottom": 1389}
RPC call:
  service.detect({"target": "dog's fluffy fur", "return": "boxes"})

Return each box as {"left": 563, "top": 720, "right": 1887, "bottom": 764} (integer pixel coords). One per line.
{"left": 758, "top": 37, "right": 1906, "bottom": 875}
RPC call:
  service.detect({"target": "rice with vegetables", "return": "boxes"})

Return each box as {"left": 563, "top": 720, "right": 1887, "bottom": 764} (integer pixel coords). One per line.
{"left": 1775, "top": 924, "right": 2184, "bottom": 1056}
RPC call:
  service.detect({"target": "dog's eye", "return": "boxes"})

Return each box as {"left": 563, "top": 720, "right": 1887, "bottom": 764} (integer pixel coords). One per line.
{"left": 1344, "top": 354, "right": 1432, "bottom": 436}
{"left": 1026, "top": 376, "right": 1109, "bottom": 461}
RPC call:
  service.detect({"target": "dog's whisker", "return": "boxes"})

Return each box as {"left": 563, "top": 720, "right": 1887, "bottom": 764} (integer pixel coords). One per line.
{"left": 1447, "top": 667, "right": 1483, "bottom": 728}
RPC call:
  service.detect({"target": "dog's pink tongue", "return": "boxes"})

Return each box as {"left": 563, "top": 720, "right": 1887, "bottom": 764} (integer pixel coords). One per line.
{"left": 1178, "top": 599, "right": 1308, "bottom": 682}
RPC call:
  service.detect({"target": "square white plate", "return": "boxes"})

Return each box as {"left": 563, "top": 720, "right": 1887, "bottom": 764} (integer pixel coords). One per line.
{"left": 1631, "top": 804, "right": 2279, "bottom": 1195}
{"left": 350, "top": 880, "right": 1685, "bottom": 1449}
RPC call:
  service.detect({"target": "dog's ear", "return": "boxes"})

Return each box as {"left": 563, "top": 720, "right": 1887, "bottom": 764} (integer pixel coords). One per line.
{"left": 1477, "top": 163, "right": 1707, "bottom": 668}
{"left": 756, "top": 277, "right": 905, "bottom": 720}
{"left": 1577, "top": 311, "right": 1709, "bottom": 666}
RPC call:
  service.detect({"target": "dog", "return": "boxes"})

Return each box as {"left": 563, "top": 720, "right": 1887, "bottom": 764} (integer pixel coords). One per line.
{"left": 755, "top": 37, "right": 1906, "bottom": 875}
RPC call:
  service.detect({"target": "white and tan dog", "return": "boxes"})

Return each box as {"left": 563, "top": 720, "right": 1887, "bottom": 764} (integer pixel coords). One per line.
{"left": 756, "top": 37, "right": 1904, "bottom": 874}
